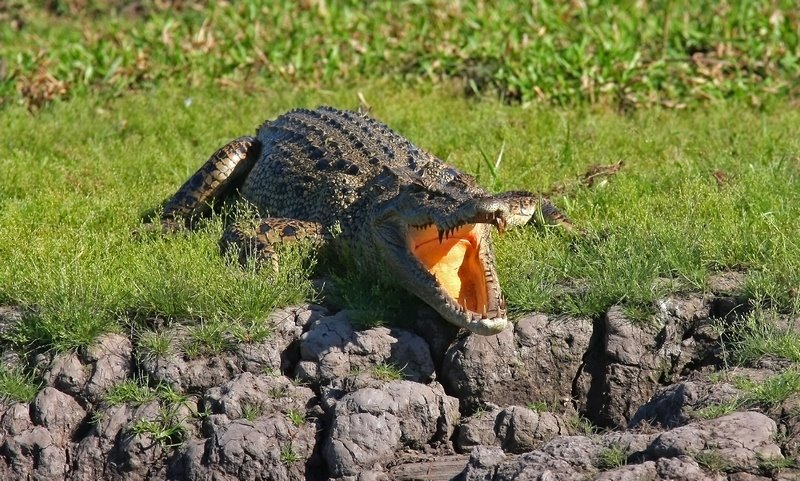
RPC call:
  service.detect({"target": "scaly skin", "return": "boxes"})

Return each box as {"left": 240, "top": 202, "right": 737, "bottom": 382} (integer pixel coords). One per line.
{"left": 153, "top": 106, "right": 573, "bottom": 335}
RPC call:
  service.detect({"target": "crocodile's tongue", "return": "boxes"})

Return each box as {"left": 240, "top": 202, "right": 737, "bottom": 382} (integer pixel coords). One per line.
{"left": 409, "top": 224, "right": 488, "bottom": 315}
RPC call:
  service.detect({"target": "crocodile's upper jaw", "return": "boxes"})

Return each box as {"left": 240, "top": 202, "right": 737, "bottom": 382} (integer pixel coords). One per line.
{"left": 374, "top": 209, "right": 509, "bottom": 335}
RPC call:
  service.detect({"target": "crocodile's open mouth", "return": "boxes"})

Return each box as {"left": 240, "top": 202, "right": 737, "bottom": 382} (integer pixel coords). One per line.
{"left": 374, "top": 196, "right": 510, "bottom": 334}
{"left": 407, "top": 223, "right": 504, "bottom": 321}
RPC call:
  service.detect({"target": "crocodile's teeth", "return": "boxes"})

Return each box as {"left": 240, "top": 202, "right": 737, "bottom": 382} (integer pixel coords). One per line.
{"left": 438, "top": 228, "right": 445, "bottom": 244}
{"left": 496, "top": 217, "right": 507, "bottom": 234}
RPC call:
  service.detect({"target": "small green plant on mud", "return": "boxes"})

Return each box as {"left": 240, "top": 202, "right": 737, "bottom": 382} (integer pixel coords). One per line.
{"left": 280, "top": 443, "right": 300, "bottom": 465}
{"left": 287, "top": 409, "right": 305, "bottom": 426}
{"left": 269, "top": 386, "right": 288, "bottom": 399}
{"left": 694, "top": 449, "right": 732, "bottom": 473}
{"left": 730, "top": 310, "right": 800, "bottom": 365}
{"left": 0, "top": 366, "right": 39, "bottom": 404}
{"left": 137, "top": 329, "right": 173, "bottom": 362}
{"left": 185, "top": 321, "right": 230, "bottom": 358}
{"left": 622, "top": 303, "right": 656, "bottom": 324}
{"left": 131, "top": 417, "right": 186, "bottom": 448}
{"left": 104, "top": 378, "right": 186, "bottom": 407}
{"left": 597, "top": 444, "right": 628, "bottom": 469}
{"left": 690, "top": 399, "right": 742, "bottom": 420}
{"left": 526, "top": 401, "right": 551, "bottom": 412}
{"left": 758, "top": 454, "right": 796, "bottom": 474}
{"left": 569, "top": 416, "right": 599, "bottom": 435}
{"left": 372, "top": 362, "right": 405, "bottom": 381}
{"left": 261, "top": 366, "right": 279, "bottom": 376}
{"left": 105, "top": 379, "right": 158, "bottom": 407}
{"left": 89, "top": 410, "right": 104, "bottom": 426}
{"left": 230, "top": 320, "right": 272, "bottom": 344}
{"left": 471, "top": 406, "right": 489, "bottom": 418}
{"left": 241, "top": 402, "right": 263, "bottom": 422}
{"left": 130, "top": 403, "right": 188, "bottom": 448}
{"left": 734, "top": 370, "right": 800, "bottom": 408}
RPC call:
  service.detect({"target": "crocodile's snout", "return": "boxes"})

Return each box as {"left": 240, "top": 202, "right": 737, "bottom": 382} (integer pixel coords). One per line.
{"left": 461, "top": 196, "right": 511, "bottom": 232}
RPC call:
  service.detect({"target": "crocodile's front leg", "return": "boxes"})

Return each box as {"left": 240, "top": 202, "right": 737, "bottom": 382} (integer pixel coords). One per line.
{"left": 221, "top": 218, "right": 326, "bottom": 269}
{"left": 160, "top": 136, "right": 260, "bottom": 231}
{"left": 494, "top": 191, "right": 575, "bottom": 231}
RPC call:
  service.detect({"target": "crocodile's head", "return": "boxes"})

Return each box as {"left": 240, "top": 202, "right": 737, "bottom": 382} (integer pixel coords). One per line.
{"left": 371, "top": 189, "right": 510, "bottom": 335}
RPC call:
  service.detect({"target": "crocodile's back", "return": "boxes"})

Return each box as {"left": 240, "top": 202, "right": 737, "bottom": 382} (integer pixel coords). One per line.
{"left": 240, "top": 107, "right": 477, "bottom": 227}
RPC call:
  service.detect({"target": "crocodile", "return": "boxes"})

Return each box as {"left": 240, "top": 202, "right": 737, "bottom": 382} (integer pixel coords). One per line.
{"left": 154, "top": 106, "right": 572, "bottom": 335}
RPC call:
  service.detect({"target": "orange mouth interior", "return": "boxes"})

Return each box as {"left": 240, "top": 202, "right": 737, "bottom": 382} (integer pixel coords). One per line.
{"left": 409, "top": 224, "right": 488, "bottom": 316}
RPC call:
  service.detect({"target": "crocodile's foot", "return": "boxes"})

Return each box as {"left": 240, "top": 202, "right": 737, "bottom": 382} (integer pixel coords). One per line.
{"left": 220, "top": 218, "right": 325, "bottom": 270}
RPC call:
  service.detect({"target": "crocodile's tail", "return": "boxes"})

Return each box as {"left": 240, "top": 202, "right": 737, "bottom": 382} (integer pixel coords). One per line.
{"left": 158, "top": 136, "right": 261, "bottom": 231}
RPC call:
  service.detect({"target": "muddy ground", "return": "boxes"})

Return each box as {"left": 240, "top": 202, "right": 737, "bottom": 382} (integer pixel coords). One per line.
{"left": 1, "top": 272, "right": 799, "bottom": 480}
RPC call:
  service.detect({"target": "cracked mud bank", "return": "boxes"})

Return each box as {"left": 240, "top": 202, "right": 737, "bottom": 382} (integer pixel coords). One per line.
{"left": 1, "top": 273, "right": 799, "bottom": 480}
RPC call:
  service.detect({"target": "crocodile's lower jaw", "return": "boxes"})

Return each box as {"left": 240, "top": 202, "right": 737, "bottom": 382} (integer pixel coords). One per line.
{"left": 409, "top": 224, "right": 501, "bottom": 321}
{"left": 463, "top": 316, "right": 508, "bottom": 336}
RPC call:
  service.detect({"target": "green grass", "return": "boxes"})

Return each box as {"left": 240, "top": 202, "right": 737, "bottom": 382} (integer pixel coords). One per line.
{"left": 1, "top": 86, "right": 800, "bottom": 355}
{"left": 137, "top": 316, "right": 274, "bottom": 362}
{"left": 2, "top": 1, "right": 799, "bottom": 109}
{"left": 105, "top": 379, "right": 159, "bottom": 407}
{"left": 286, "top": 409, "right": 305, "bottom": 427}
{"left": 5, "top": 306, "right": 117, "bottom": 354}
{"left": 570, "top": 415, "right": 600, "bottom": 435}
{"left": 241, "top": 402, "right": 263, "bottom": 422}
{"left": 137, "top": 329, "right": 174, "bottom": 363}
{"left": 371, "top": 362, "right": 406, "bottom": 382}
{"left": 0, "top": 366, "right": 40, "bottom": 404}
{"left": 526, "top": 401, "right": 552, "bottom": 412}
{"left": 327, "top": 267, "right": 418, "bottom": 329}
{"left": 730, "top": 309, "right": 800, "bottom": 365}
{"left": 280, "top": 443, "right": 300, "bottom": 465}
{"left": 690, "top": 369, "right": 800, "bottom": 419}
{"left": 0, "top": 89, "right": 315, "bottom": 353}
{"left": 733, "top": 370, "right": 800, "bottom": 408}
{"left": 597, "top": 444, "right": 628, "bottom": 469}
{"left": 131, "top": 411, "right": 187, "bottom": 448}
{"left": 495, "top": 104, "right": 800, "bottom": 318}
{"left": 694, "top": 449, "right": 733, "bottom": 473}
{"left": 106, "top": 378, "right": 192, "bottom": 447}
{"left": 269, "top": 385, "right": 288, "bottom": 400}
{"left": 758, "top": 454, "right": 796, "bottom": 474}
{"left": 184, "top": 321, "right": 231, "bottom": 358}
{"left": 1, "top": 2, "right": 800, "bottom": 368}
{"left": 104, "top": 378, "right": 187, "bottom": 407}
{"left": 690, "top": 399, "right": 742, "bottom": 420}
{"left": 229, "top": 319, "right": 272, "bottom": 344}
